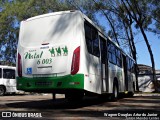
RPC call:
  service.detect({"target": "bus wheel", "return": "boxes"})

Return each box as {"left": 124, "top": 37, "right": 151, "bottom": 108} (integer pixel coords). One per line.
{"left": 0, "top": 86, "right": 6, "bottom": 96}
{"left": 128, "top": 84, "right": 135, "bottom": 97}
{"left": 111, "top": 83, "right": 119, "bottom": 101}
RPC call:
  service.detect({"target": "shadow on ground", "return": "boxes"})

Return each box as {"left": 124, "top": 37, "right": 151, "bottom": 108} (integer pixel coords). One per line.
{"left": 5, "top": 96, "right": 160, "bottom": 117}
{"left": 6, "top": 96, "right": 109, "bottom": 109}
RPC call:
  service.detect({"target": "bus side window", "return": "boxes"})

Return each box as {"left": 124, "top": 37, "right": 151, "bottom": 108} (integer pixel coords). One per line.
{"left": 84, "top": 21, "right": 100, "bottom": 57}
{"left": 84, "top": 23, "right": 92, "bottom": 54}
{"left": 108, "top": 42, "right": 116, "bottom": 64}
{"left": 3, "top": 69, "right": 15, "bottom": 79}
{"left": 100, "top": 37, "right": 106, "bottom": 64}
{"left": 0, "top": 68, "right": 2, "bottom": 78}
{"left": 116, "top": 49, "right": 122, "bottom": 67}
{"left": 92, "top": 29, "right": 99, "bottom": 57}
{"left": 127, "top": 57, "right": 131, "bottom": 72}
{"left": 130, "top": 60, "right": 134, "bottom": 73}
{"left": 108, "top": 42, "right": 112, "bottom": 62}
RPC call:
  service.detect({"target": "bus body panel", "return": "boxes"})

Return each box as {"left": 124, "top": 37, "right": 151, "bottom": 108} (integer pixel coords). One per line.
{"left": 83, "top": 54, "right": 102, "bottom": 94}
{"left": 127, "top": 72, "right": 135, "bottom": 92}
{"left": 108, "top": 62, "right": 124, "bottom": 93}
{"left": 17, "top": 11, "right": 81, "bottom": 78}
{"left": 80, "top": 17, "right": 102, "bottom": 94}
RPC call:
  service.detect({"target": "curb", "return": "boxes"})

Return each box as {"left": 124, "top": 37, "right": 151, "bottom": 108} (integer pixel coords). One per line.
{"left": 134, "top": 93, "right": 160, "bottom": 96}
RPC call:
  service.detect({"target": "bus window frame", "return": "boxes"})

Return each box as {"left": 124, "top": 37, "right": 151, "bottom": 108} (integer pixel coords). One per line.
{"left": 84, "top": 20, "right": 100, "bottom": 57}
{"left": 108, "top": 41, "right": 117, "bottom": 65}
{"left": 115, "top": 47, "right": 122, "bottom": 68}
{"left": 107, "top": 41, "right": 122, "bottom": 68}
{"left": 3, "top": 68, "right": 16, "bottom": 79}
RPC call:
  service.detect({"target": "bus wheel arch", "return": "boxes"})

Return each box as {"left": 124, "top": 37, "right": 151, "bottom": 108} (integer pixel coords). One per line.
{"left": 0, "top": 85, "right": 6, "bottom": 96}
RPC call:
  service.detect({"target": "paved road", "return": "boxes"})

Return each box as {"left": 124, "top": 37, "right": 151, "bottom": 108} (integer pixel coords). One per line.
{"left": 0, "top": 94, "right": 160, "bottom": 120}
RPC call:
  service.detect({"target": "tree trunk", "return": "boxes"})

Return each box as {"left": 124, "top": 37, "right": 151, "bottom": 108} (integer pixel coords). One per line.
{"left": 139, "top": 25, "right": 157, "bottom": 91}
{"left": 128, "top": 24, "right": 139, "bottom": 91}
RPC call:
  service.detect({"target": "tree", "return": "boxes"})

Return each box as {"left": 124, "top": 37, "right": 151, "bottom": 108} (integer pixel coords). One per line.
{"left": 148, "top": 0, "right": 160, "bottom": 36}
{"left": 121, "top": 0, "right": 157, "bottom": 91}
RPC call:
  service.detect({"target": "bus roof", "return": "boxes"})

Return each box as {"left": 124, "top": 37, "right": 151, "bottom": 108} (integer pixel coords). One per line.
{"left": 23, "top": 10, "right": 78, "bottom": 22}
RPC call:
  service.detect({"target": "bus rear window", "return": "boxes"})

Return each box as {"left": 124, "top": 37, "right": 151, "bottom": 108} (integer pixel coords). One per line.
{"left": 3, "top": 69, "right": 15, "bottom": 79}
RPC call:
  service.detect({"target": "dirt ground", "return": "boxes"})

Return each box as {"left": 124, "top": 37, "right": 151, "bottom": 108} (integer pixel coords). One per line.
{"left": 0, "top": 93, "right": 160, "bottom": 120}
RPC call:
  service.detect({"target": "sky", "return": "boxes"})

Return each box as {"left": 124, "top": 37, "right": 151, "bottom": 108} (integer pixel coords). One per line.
{"left": 136, "top": 32, "right": 160, "bottom": 70}
{"left": 96, "top": 14, "right": 160, "bottom": 70}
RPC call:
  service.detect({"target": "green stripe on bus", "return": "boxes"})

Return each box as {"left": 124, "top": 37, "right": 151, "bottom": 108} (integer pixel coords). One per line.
{"left": 16, "top": 74, "right": 84, "bottom": 91}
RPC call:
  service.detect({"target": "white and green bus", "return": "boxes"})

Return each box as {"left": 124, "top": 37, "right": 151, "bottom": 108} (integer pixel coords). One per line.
{"left": 16, "top": 10, "right": 135, "bottom": 100}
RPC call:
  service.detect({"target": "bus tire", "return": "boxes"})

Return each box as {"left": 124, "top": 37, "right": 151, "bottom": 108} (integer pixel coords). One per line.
{"left": 128, "top": 83, "right": 135, "bottom": 97}
{"left": 0, "top": 86, "right": 6, "bottom": 96}
{"left": 111, "top": 82, "right": 119, "bottom": 101}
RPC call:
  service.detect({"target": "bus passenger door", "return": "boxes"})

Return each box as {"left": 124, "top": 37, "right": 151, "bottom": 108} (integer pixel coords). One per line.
{"left": 122, "top": 55, "right": 128, "bottom": 91}
{"left": 100, "top": 37, "right": 108, "bottom": 92}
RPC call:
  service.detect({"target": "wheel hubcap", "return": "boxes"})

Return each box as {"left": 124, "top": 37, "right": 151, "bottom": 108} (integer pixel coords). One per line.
{"left": 0, "top": 88, "right": 4, "bottom": 95}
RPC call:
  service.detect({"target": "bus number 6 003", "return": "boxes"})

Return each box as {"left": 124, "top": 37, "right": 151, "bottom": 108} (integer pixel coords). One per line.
{"left": 37, "top": 58, "right": 52, "bottom": 65}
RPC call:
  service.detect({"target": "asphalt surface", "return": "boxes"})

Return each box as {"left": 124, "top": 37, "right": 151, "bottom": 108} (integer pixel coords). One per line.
{"left": 0, "top": 93, "right": 160, "bottom": 120}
